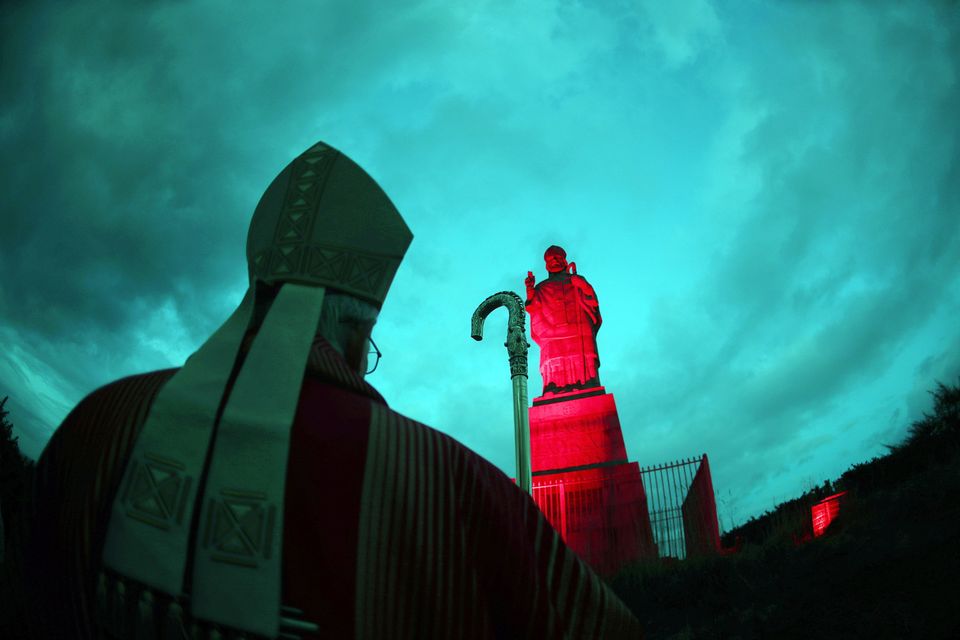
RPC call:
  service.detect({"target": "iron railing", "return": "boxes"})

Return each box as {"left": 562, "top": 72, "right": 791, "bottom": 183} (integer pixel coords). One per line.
{"left": 531, "top": 454, "right": 721, "bottom": 562}
{"left": 640, "top": 454, "right": 720, "bottom": 560}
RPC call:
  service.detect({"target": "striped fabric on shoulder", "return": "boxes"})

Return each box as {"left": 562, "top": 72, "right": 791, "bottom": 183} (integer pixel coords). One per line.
{"left": 355, "top": 404, "right": 643, "bottom": 639}
{"left": 30, "top": 369, "right": 178, "bottom": 639}
{"left": 305, "top": 335, "right": 384, "bottom": 404}
{"left": 356, "top": 403, "right": 484, "bottom": 639}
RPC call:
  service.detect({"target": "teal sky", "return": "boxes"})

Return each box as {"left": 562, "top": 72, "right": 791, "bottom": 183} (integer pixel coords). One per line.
{"left": 1, "top": 0, "right": 958, "bottom": 530}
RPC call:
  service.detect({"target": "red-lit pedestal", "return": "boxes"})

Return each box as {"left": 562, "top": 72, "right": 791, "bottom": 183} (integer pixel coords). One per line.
{"left": 530, "top": 388, "right": 657, "bottom": 575}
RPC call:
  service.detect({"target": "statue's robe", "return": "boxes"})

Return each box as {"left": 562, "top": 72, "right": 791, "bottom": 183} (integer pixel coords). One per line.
{"left": 26, "top": 338, "right": 641, "bottom": 639}
{"left": 526, "top": 273, "right": 602, "bottom": 393}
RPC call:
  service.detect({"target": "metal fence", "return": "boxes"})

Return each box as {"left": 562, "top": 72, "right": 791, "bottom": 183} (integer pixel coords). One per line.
{"left": 532, "top": 476, "right": 609, "bottom": 541}
{"left": 532, "top": 467, "right": 656, "bottom": 573}
{"left": 531, "top": 454, "right": 720, "bottom": 563}
{"left": 640, "top": 454, "right": 720, "bottom": 560}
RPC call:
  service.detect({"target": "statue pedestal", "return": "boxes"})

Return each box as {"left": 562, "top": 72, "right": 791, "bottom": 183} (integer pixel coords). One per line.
{"left": 530, "top": 388, "right": 626, "bottom": 472}
{"left": 529, "top": 389, "right": 657, "bottom": 575}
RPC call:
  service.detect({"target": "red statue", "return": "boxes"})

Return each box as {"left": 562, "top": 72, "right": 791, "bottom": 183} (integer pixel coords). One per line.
{"left": 524, "top": 245, "right": 602, "bottom": 395}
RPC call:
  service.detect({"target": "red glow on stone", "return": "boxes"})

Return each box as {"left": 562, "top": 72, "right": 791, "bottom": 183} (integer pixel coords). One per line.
{"left": 528, "top": 389, "right": 657, "bottom": 574}
{"left": 682, "top": 455, "right": 721, "bottom": 557}
{"left": 532, "top": 464, "right": 654, "bottom": 575}
{"left": 811, "top": 491, "right": 847, "bottom": 537}
{"left": 528, "top": 390, "right": 625, "bottom": 472}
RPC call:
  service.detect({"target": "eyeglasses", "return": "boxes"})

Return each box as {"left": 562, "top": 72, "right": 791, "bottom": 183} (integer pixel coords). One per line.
{"left": 366, "top": 336, "right": 382, "bottom": 375}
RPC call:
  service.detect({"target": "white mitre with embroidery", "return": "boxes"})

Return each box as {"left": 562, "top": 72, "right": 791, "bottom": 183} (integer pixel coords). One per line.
{"left": 101, "top": 141, "right": 412, "bottom": 638}
{"left": 247, "top": 141, "right": 412, "bottom": 306}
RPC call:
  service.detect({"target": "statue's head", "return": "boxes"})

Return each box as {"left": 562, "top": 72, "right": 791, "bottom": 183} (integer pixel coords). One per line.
{"left": 544, "top": 245, "right": 568, "bottom": 274}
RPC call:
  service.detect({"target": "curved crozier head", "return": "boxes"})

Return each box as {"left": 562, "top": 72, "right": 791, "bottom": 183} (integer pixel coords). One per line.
{"left": 544, "top": 245, "right": 568, "bottom": 274}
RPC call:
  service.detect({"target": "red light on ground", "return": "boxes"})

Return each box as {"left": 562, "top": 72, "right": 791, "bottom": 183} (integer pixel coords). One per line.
{"left": 811, "top": 491, "right": 847, "bottom": 537}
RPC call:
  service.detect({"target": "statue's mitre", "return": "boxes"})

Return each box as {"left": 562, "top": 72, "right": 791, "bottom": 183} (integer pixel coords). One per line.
{"left": 246, "top": 141, "right": 413, "bottom": 307}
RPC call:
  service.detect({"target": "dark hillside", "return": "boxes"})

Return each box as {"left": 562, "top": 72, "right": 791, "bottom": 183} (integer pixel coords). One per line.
{"left": 610, "top": 381, "right": 960, "bottom": 639}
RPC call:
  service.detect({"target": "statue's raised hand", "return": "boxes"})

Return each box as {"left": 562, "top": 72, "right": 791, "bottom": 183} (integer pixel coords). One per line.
{"left": 525, "top": 270, "right": 536, "bottom": 290}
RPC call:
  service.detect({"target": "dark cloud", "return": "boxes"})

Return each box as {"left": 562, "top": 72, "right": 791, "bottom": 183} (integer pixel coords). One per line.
{"left": 614, "top": 0, "right": 960, "bottom": 523}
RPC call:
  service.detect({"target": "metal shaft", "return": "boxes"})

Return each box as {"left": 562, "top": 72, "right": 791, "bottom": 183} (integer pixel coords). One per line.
{"left": 512, "top": 372, "right": 531, "bottom": 493}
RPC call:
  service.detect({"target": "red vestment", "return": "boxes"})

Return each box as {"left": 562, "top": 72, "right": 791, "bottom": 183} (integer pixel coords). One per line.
{"left": 27, "top": 339, "right": 641, "bottom": 638}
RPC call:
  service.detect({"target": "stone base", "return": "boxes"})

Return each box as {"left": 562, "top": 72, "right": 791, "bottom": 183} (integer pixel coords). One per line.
{"left": 528, "top": 389, "right": 657, "bottom": 575}
{"left": 529, "top": 390, "right": 627, "bottom": 473}
{"left": 532, "top": 462, "right": 657, "bottom": 575}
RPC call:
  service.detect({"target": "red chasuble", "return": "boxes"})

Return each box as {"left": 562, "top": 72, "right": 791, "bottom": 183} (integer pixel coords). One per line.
{"left": 27, "top": 340, "right": 642, "bottom": 639}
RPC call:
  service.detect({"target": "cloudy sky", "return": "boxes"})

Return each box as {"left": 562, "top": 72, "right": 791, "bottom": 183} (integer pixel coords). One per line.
{"left": 2, "top": 0, "right": 958, "bottom": 531}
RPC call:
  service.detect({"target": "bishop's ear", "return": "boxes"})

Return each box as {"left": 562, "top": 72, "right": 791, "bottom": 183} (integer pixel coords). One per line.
{"left": 339, "top": 319, "right": 375, "bottom": 375}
